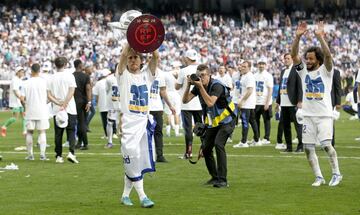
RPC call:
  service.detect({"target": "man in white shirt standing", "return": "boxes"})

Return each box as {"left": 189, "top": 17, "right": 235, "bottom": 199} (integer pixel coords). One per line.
{"left": 214, "top": 64, "right": 233, "bottom": 89}
{"left": 175, "top": 49, "right": 203, "bottom": 159}
{"left": 1, "top": 67, "right": 26, "bottom": 137}
{"left": 21, "top": 63, "right": 50, "bottom": 161}
{"left": 291, "top": 21, "right": 342, "bottom": 187}
{"left": 254, "top": 57, "right": 273, "bottom": 144}
{"left": 233, "top": 61, "right": 260, "bottom": 148}
{"left": 149, "top": 69, "right": 175, "bottom": 162}
{"left": 47, "top": 57, "right": 79, "bottom": 164}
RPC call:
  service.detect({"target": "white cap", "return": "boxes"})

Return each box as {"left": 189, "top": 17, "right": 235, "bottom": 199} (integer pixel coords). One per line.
{"left": 258, "top": 57, "right": 267, "bottom": 64}
{"left": 185, "top": 49, "right": 198, "bottom": 61}
{"left": 42, "top": 61, "right": 52, "bottom": 71}
{"left": 295, "top": 109, "right": 304, "bottom": 124}
{"left": 55, "top": 110, "right": 68, "bottom": 128}
{"left": 16, "top": 66, "right": 24, "bottom": 73}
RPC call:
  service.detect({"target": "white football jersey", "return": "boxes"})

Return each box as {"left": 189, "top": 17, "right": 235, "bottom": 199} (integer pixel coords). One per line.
{"left": 231, "top": 71, "right": 241, "bottom": 104}
{"left": 176, "top": 64, "right": 202, "bottom": 110}
{"left": 279, "top": 67, "right": 293, "bottom": 107}
{"left": 149, "top": 70, "right": 166, "bottom": 111}
{"left": 9, "top": 76, "right": 24, "bottom": 108}
{"left": 254, "top": 70, "right": 273, "bottom": 105}
{"left": 116, "top": 66, "right": 155, "bottom": 117}
{"left": 106, "top": 74, "right": 121, "bottom": 111}
{"left": 297, "top": 63, "right": 333, "bottom": 117}
{"left": 23, "top": 76, "right": 49, "bottom": 120}
{"left": 240, "top": 72, "right": 256, "bottom": 109}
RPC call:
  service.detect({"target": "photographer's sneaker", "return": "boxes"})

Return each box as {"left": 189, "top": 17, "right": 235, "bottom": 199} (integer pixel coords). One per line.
{"left": 233, "top": 142, "right": 249, "bottom": 148}
{"left": 55, "top": 156, "right": 64, "bottom": 163}
{"left": 25, "top": 155, "right": 35, "bottom": 161}
{"left": 311, "top": 176, "right": 326, "bottom": 187}
{"left": 275, "top": 143, "right": 286, "bottom": 150}
{"left": 141, "top": 197, "right": 154, "bottom": 208}
{"left": 121, "top": 196, "right": 133, "bottom": 206}
{"left": 329, "top": 174, "right": 343, "bottom": 187}
{"left": 66, "top": 152, "right": 79, "bottom": 164}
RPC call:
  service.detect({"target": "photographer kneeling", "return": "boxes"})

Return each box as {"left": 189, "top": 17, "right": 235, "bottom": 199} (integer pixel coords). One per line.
{"left": 183, "top": 64, "right": 237, "bottom": 188}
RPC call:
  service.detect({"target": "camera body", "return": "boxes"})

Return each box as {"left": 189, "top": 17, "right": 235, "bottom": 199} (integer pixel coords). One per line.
{"left": 190, "top": 73, "right": 200, "bottom": 82}
{"left": 193, "top": 122, "right": 206, "bottom": 137}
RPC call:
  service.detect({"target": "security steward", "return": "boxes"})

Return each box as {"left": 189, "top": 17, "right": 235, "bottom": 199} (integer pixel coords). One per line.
{"left": 182, "top": 64, "right": 237, "bottom": 188}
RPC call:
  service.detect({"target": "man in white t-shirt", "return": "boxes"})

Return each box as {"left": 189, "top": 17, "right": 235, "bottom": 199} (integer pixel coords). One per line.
{"left": 92, "top": 71, "right": 115, "bottom": 139}
{"left": 22, "top": 63, "right": 50, "bottom": 161}
{"left": 47, "top": 57, "right": 79, "bottom": 164}
{"left": 214, "top": 64, "right": 233, "bottom": 89}
{"left": 233, "top": 61, "right": 260, "bottom": 148}
{"left": 1, "top": 67, "right": 25, "bottom": 137}
{"left": 105, "top": 70, "right": 121, "bottom": 148}
{"left": 149, "top": 69, "right": 175, "bottom": 162}
{"left": 175, "top": 49, "right": 203, "bottom": 159}
{"left": 291, "top": 21, "right": 342, "bottom": 187}
{"left": 254, "top": 57, "right": 273, "bottom": 144}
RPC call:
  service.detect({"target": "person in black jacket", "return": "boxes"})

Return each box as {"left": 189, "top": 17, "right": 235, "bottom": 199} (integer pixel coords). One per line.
{"left": 275, "top": 53, "right": 303, "bottom": 153}
{"left": 73, "top": 59, "right": 92, "bottom": 150}
{"left": 331, "top": 68, "right": 342, "bottom": 147}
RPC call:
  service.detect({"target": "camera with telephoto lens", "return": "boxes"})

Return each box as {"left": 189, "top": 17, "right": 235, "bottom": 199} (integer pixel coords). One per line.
{"left": 193, "top": 122, "right": 206, "bottom": 137}
{"left": 190, "top": 73, "right": 200, "bottom": 82}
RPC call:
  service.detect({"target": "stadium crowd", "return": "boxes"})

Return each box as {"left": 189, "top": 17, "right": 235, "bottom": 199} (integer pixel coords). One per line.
{"left": 0, "top": 5, "right": 359, "bottom": 90}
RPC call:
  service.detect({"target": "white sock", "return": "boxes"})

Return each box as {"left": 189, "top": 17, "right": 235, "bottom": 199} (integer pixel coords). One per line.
{"left": 133, "top": 179, "right": 147, "bottom": 201}
{"left": 174, "top": 124, "right": 180, "bottom": 136}
{"left": 26, "top": 132, "right": 33, "bottom": 156}
{"left": 324, "top": 145, "right": 341, "bottom": 175}
{"left": 305, "top": 145, "right": 323, "bottom": 178}
{"left": 107, "top": 120, "right": 113, "bottom": 144}
{"left": 166, "top": 125, "right": 171, "bottom": 136}
{"left": 122, "top": 175, "right": 133, "bottom": 198}
{"left": 38, "top": 132, "right": 47, "bottom": 157}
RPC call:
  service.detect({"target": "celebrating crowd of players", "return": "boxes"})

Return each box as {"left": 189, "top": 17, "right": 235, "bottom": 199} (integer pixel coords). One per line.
{"left": 1, "top": 5, "right": 358, "bottom": 207}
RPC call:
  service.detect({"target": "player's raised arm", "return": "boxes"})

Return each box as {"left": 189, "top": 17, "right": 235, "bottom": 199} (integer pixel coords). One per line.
{"left": 314, "top": 21, "right": 333, "bottom": 72}
{"left": 117, "top": 44, "right": 131, "bottom": 76}
{"left": 148, "top": 50, "right": 159, "bottom": 76}
{"left": 291, "top": 21, "right": 308, "bottom": 66}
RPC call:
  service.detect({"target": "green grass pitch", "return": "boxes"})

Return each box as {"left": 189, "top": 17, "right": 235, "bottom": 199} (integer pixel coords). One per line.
{"left": 0, "top": 110, "right": 359, "bottom": 215}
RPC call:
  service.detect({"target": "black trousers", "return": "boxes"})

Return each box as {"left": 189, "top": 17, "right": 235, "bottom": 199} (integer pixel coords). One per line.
{"left": 76, "top": 103, "right": 88, "bottom": 147}
{"left": 150, "top": 111, "right": 164, "bottom": 158}
{"left": 100, "top": 111, "right": 116, "bottom": 136}
{"left": 53, "top": 114, "right": 77, "bottom": 157}
{"left": 255, "top": 105, "right": 272, "bottom": 140}
{"left": 280, "top": 106, "right": 303, "bottom": 150}
{"left": 181, "top": 110, "right": 202, "bottom": 154}
{"left": 202, "top": 119, "right": 236, "bottom": 183}
{"left": 240, "top": 109, "right": 259, "bottom": 143}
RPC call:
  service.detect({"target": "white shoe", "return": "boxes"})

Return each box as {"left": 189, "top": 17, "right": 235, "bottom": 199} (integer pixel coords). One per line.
{"left": 249, "top": 140, "right": 262, "bottom": 147}
{"left": 227, "top": 138, "right": 233, "bottom": 143}
{"left": 66, "top": 152, "right": 79, "bottom": 164}
{"left": 25, "top": 155, "right": 34, "bottom": 161}
{"left": 292, "top": 138, "right": 298, "bottom": 144}
{"left": 113, "top": 134, "right": 118, "bottom": 139}
{"left": 175, "top": 132, "right": 183, "bottom": 137}
{"left": 355, "top": 137, "right": 360, "bottom": 141}
{"left": 233, "top": 142, "right": 249, "bottom": 148}
{"left": 328, "top": 174, "right": 343, "bottom": 186}
{"left": 349, "top": 115, "right": 358, "bottom": 120}
{"left": 62, "top": 141, "right": 69, "bottom": 147}
{"left": 56, "top": 156, "right": 64, "bottom": 163}
{"left": 275, "top": 143, "right": 287, "bottom": 150}
{"left": 40, "top": 155, "right": 50, "bottom": 161}
{"left": 261, "top": 139, "right": 271, "bottom": 145}
{"left": 311, "top": 176, "right": 326, "bottom": 187}
{"left": 101, "top": 135, "right": 108, "bottom": 139}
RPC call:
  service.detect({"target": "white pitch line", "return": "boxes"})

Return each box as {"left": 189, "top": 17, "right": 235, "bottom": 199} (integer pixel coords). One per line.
{"left": 164, "top": 143, "right": 360, "bottom": 149}
{"left": 1, "top": 151, "right": 360, "bottom": 160}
